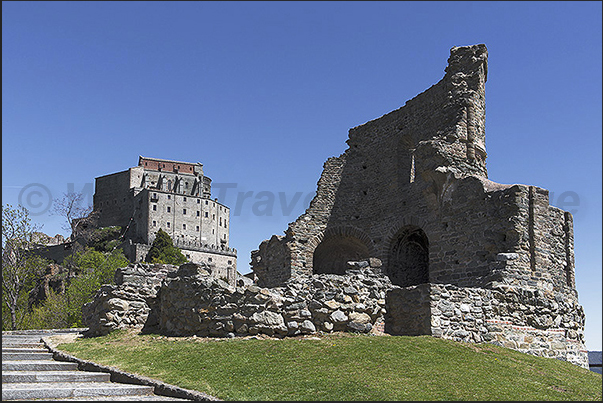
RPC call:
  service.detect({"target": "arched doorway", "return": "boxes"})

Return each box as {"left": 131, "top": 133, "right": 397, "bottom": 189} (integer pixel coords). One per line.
{"left": 388, "top": 226, "right": 429, "bottom": 286}
{"left": 313, "top": 235, "right": 370, "bottom": 275}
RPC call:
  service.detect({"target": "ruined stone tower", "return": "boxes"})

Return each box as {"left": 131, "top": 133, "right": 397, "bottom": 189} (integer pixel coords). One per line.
{"left": 249, "top": 44, "right": 587, "bottom": 366}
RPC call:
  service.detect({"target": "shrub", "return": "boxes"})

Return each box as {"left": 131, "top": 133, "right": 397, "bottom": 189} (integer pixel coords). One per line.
{"left": 22, "top": 247, "right": 130, "bottom": 329}
{"left": 145, "top": 229, "right": 187, "bottom": 265}
{"left": 87, "top": 226, "right": 123, "bottom": 252}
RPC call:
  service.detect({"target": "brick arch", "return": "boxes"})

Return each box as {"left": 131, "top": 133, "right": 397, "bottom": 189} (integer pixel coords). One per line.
{"left": 305, "top": 225, "right": 375, "bottom": 273}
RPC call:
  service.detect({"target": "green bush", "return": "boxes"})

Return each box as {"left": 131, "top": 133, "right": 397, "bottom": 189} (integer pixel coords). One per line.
{"left": 18, "top": 247, "right": 130, "bottom": 329}
{"left": 2, "top": 204, "right": 132, "bottom": 330}
{"left": 2, "top": 289, "right": 36, "bottom": 331}
{"left": 145, "top": 229, "right": 187, "bottom": 266}
{"left": 26, "top": 289, "right": 70, "bottom": 329}
{"left": 87, "top": 226, "right": 123, "bottom": 252}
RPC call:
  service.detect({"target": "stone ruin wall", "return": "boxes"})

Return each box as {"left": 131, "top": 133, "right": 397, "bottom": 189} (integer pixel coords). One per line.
{"left": 251, "top": 44, "right": 493, "bottom": 286}
{"left": 83, "top": 264, "right": 173, "bottom": 336}
{"left": 247, "top": 44, "right": 586, "bottom": 366}
{"left": 83, "top": 44, "right": 587, "bottom": 369}
{"left": 84, "top": 261, "right": 588, "bottom": 368}
{"left": 386, "top": 283, "right": 586, "bottom": 367}
{"left": 250, "top": 44, "right": 577, "bottom": 299}
{"left": 83, "top": 262, "right": 392, "bottom": 338}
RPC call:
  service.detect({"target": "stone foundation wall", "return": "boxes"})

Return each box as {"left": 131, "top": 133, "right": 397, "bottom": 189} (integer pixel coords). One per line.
{"left": 158, "top": 261, "right": 390, "bottom": 337}
{"left": 385, "top": 283, "right": 588, "bottom": 368}
{"left": 85, "top": 261, "right": 587, "bottom": 369}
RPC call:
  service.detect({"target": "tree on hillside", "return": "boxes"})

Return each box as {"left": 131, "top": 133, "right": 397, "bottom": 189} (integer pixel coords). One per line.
{"left": 50, "top": 192, "right": 98, "bottom": 289}
{"left": 23, "top": 246, "right": 130, "bottom": 330}
{"left": 51, "top": 192, "right": 93, "bottom": 241}
{"left": 145, "top": 229, "right": 187, "bottom": 266}
{"left": 2, "top": 204, "right": 48, "bottom": 330}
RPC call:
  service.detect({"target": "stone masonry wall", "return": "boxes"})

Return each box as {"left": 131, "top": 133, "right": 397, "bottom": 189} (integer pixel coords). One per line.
{"left": 249, "top": 43, "right": 579, "bottom": 305}
{"left": 250, "top": 44, "right": 495, "bottom": 287}
{"left": 83, "top": 264, "right": 179, "bottom": 336}
{"left": 84, "top": 260, "right": 588, "bottom": 369}
{"left": 85, "top": 261, "right": 391, "bottom": 339}
{"left": 251, "top": 154, "right": 347, "bottom": 287}
{"left": 94, "top": 170, "right": 135, "bottom": 229}
{"left": 158, "top": 261, "right": 389, "bottom": 338}
{"left": 245, "top": 44, "right": 586, "bottom": 368}
{"left": 385, "top": 283, "right": 588, "bottom": 368}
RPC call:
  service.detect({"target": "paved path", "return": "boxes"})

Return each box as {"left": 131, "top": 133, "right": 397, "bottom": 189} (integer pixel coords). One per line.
{"left": 2, "top": 329, "right": 206, "bottom": 401}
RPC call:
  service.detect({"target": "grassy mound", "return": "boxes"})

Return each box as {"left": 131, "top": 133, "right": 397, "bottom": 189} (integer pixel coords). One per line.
{"left": 57, "top": 330, "right": 602, "bottom": 401}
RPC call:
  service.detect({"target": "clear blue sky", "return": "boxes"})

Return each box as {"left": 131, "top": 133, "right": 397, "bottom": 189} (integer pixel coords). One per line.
{"left": 3, "top": 1, "right": 601, "bottom": 350}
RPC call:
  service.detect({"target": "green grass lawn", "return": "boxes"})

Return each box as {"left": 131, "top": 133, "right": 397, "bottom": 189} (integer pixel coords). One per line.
{"left": 56, "top": 330, "right": 602, "bottom": 401}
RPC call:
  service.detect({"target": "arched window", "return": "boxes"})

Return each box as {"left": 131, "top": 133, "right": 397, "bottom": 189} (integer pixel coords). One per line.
{"left": 388, "top": 226, "right": 429, "bottom": 286}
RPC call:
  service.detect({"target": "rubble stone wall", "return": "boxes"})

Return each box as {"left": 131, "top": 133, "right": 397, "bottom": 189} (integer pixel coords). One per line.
{"left": 84, "top": 261, "right": 588, "bottom": 369}
{"left": 85, "top": 262, "right": 391, "bottom": 339}
{"left": 385, "top": 283, "right": 588, "bottom": 368}
{"left": 158, "top": 262, "right": 390, "bottom": 338}
{"left": 83, "top": 264, "right": 178, "bottom": 336}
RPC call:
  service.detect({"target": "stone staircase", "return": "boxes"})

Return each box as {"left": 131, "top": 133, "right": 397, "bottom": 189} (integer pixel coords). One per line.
{"left": 2, "top": 330, "right": 196, "bottom": 401}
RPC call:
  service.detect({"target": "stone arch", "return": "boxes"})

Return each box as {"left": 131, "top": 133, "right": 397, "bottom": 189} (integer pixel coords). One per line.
{"left": 387, "top": 225, "right": 429, "bottom": 287}
{"left": 377, "top": 215, "right": 433, "bottom": 257}
{"left": 307, "top": 226, "right": 375, "bottom": 275}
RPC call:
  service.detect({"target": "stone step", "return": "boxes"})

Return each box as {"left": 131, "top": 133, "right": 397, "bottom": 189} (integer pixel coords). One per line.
{"left": 3, "top": 352, "right": 54, "bottom": 360}
{"left": 1, "top": 328, "right": 87, "bottom": 336}
{"left": 2, "top": 329, "right": 201, "bottom": 401}
{"left": 2, "top": 338, "right": 44, "bottom": 343}
{"left": 2, "top": 360, "right": 79, "bottom": 371}
{"left": 2, "top": 347, "right": 49, "bottom": 353}
{"left": 2, "top": 334, "right": 44, "bottom": 338}
{"left": 3, "top": 370, "right": 111, "bottom": 383}
{"left": 2, "top": 342, "right": 46, "bottom": 348}
{"left": 2, "top": 381, "right": 155, "bottom": 400}
{"left": 2, "top": 337, "right": 44, "bottom": 344}
{"left": 41, "top": 395, "right": 195, "bottom": 401}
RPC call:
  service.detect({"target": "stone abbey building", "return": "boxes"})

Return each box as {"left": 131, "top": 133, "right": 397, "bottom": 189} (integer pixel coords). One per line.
{"left": 93, "top": 156, "right": 237, "bottom": 281}
{"left": 85, "top": 44, "right": 588, "bottom": 368}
